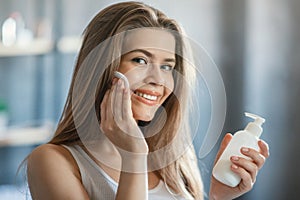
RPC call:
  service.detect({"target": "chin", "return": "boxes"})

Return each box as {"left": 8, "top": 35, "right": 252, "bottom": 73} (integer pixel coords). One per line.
{"left": 132, "top": 106, "right": 158, "bottom": 122}
{"left": 133, "top": 112, "right": 155, "bottom": 122}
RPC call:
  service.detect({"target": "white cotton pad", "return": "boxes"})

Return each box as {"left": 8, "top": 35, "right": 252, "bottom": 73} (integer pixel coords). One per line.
{"left": 114, "top": 71, "right": 130, "bottom": 88}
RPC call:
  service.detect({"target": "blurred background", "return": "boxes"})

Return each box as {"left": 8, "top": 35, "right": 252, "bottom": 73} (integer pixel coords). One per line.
{"left": 0, "top": 0, "right": 299, "bottom": 199}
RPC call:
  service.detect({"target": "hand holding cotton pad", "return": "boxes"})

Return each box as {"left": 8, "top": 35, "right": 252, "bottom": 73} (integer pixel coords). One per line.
{"left": 114, "top": 71, "right": 130, "bottom": 88}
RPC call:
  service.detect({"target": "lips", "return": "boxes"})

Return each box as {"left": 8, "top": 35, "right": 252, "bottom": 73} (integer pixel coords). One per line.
{"left": 133, "top": 89, "right": 161, "bottom": 106}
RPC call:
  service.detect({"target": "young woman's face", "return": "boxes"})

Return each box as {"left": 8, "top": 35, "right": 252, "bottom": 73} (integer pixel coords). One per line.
{"left": 118, "top": 28, "right": 176, "bottom": 121}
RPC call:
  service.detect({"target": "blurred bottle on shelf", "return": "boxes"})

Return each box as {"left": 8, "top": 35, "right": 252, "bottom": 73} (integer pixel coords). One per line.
{"left": 1, "top": 12, "right": 33, "bottom": 47}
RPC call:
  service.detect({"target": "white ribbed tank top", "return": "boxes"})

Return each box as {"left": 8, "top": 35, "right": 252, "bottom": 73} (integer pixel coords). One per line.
{"left": 62, "top": 145, "right": 186, "bottom": 200}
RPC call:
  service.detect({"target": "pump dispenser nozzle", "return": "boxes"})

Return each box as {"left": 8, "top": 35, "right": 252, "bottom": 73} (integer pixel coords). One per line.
{"left": 245, "top": 112, "right": 265, "bottom": 125}
{"left": 244, "top": 112, "right": 265, "bottom": 137}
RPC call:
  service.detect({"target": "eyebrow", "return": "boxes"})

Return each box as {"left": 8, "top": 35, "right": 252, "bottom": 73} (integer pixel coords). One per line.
{"left": 127, "top": 49, "right": 176, "bottom": 63}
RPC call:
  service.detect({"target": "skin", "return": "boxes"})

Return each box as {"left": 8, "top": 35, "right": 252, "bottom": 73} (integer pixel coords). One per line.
{"left": 27, "top": 29, "right": 270, "bottom": 200}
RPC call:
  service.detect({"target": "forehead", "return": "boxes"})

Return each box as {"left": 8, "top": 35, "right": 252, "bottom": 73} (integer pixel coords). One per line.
{"left": 122, "top": 28, "right": 176, "bottom": 55}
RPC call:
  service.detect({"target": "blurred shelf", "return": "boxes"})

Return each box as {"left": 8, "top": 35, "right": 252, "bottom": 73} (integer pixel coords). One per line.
{"left": 57, "top": 36, "right": 82, "bottom": 54}
{"left": 0, "top": 123, "right": 54, "bottom": 147}
{"left": 0, "top": 38, "right": 54, "bottom": 57}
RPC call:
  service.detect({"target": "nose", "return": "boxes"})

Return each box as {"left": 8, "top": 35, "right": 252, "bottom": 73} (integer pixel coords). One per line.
{"left": 144, "top": 63, "right": 164, "bottom": 86}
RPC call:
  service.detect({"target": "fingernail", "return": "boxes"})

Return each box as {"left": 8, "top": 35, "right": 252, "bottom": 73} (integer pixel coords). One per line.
{"left": 231, "top": 156, "right": 239, "bottom": 161}
{"left": 242, "top": 147, "right": 249, "bottom": 152}
{"left": 232, "top": 164, "right": 238, "bottom": 169}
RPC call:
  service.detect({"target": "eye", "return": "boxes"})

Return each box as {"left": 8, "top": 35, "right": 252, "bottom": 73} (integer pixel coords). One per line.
{"left": 161, "top": 64, "right": 174, "bottom": 71}
{"left": 132, "top": 57, "right": 147, "bottom": 65}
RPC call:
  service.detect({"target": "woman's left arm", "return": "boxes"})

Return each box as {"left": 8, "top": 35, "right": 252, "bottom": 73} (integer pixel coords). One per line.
{"left": 209, "top": 133, "right": 270, "bottom": 200}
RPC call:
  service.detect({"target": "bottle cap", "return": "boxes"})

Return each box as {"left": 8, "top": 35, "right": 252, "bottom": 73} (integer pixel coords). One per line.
{"left": 244, "top": 112, "right": 265, "bottom": 137}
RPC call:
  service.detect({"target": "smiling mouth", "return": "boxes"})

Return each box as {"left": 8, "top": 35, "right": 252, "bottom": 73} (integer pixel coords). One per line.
{"left": 135, "top": 91, "right": 158, "bottom": 101}
{"left": 133, "top": 89, "right": 161, "bottom": 106}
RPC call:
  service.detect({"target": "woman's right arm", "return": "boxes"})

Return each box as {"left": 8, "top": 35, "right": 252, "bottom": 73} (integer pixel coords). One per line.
{"left": 100, "top": 79, "right": 149, "bottom": 200}
{"left": 116, "top": 155, "right": 148, "bottom": 200}
{"left": 27, "top": 144, "right": 90, "bottom": 200}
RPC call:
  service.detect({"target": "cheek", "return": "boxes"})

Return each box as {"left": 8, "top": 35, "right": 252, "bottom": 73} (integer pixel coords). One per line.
{"left": 165, "top": 75, "right": 174, "bottom": 95}
{"left": 163, "top": 87, "right": 173, "bottom": 102}
{"left": 121, "top": 69, "right": 144, "bottom": 88}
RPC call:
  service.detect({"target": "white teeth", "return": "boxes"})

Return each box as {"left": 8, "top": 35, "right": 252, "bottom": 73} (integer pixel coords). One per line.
{"left": 136, "top": 92, "right": 158, "bottom": 101}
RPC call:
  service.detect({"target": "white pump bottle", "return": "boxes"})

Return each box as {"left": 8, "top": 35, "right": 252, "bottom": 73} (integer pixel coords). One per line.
{"left": 212, "top": 112, "right": 265, "bottom": 187}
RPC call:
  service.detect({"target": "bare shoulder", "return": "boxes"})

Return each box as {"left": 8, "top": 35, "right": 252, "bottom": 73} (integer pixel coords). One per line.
{"left": 28, "top": 144, "right": 78, "bottom": 176}
{"left": 29, "top": 143, "right": 70, "bottom": 159}
{"left": 29, "top": 143, "right": 67, "bottom": 158}
{"left": 28, "top": 144, "right": 74, "bottom": 165}
{"left": 27, "top": 144, "right": 88, "bottom": 199}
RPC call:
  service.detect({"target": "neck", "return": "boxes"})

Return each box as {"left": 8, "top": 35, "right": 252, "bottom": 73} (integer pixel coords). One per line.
{"left": 82, "top": 132, "right": 122, "bottom": 170}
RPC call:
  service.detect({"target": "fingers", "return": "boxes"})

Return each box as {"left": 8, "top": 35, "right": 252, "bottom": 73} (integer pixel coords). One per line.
{"left": 102, "top": 78, "right": 129, "bottom": 124}
{"left": 114, "top": 79, "right": 124, "bottom": 121}
{"left": 258, "top": 139, "right": 270, "bottom": 159}
{"left": 123, "top": 86, "right": 132, "bottom": 119}
{"left": 230, "top": 163, "right": 254, "bottom": 191}
{"left": 239, "top": 139, "right": 269, "bottom": 171}
{"left": 100, "top": 80, "right": 117, "bottom": 132}
{"left": 100, "top": 90, "right": 110, "bottom": 122}
{"left": 230, "top": 140, "right": 270, "bottom": 188}
{"left": 114, "top": 79, "right": 130, "bottom": 121}
{"left": 100, "top": 89, "right": 112, "bottom": 135}
{"left": 231, "top": 154, "right": 258, "bottom": 183}
{"left": 106, "top": 83, "right": 115, "bottom": 122}
{"left": 241, "top": 147, "right": 266, "bottom": 170}
{"left": 230, "top": 156, "right": 260, "bottom": 192}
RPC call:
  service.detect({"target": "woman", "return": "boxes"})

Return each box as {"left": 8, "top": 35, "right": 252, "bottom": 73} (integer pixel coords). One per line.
{"left": 27, "top": 2, "right": 269, "bottom": 200}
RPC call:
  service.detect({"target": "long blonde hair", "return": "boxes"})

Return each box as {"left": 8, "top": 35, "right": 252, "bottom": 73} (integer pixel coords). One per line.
{"left": 50, "top": 1, "right": 203, "bottom": 199}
